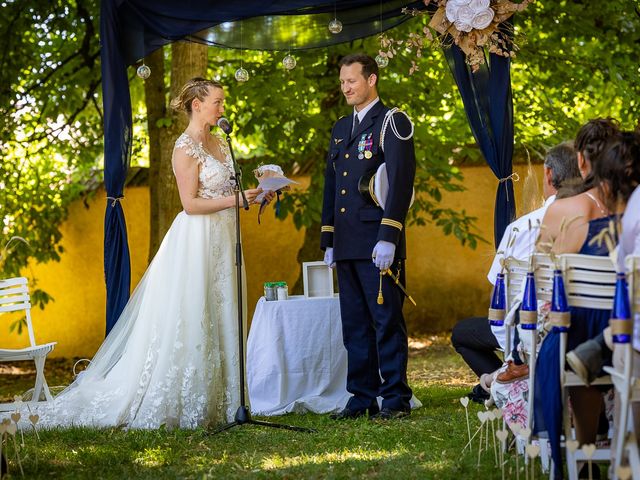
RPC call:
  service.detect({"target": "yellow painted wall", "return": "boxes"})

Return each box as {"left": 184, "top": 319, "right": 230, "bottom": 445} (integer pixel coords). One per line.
{"left": 3, "top": 164, "right": 540, "bottom": 357}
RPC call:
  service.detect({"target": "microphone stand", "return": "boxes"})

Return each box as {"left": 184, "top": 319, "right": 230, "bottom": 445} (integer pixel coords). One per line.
{"left": 211, "top": 131, "right": 314, "bottom": 435}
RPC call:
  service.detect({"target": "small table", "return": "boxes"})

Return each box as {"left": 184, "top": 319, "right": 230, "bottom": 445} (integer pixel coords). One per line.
{"left": 247, "top": 295, "right": 349, "bottom": 415}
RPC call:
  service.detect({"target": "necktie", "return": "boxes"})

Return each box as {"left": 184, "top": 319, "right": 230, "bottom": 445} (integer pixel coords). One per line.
{"left": 352, "top": 113, "right": 360, "bottom": 136}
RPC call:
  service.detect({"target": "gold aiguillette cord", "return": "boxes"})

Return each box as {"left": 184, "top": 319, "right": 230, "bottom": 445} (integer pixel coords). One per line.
{"left": 376, "top": 268, "right": 417, "bottom": 307}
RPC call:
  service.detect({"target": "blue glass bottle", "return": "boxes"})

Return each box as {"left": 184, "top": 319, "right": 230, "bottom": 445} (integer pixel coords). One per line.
{"left": 520, "top": 272, "right": 537, "bottom": 330}
{"left": 550, "top": 269, "right": 570, "bottom": 332}
{"left": 488, "top": 273, "right": 507, "bottom": 326}
{"left": 611, "top": 272, "right": 632, "bottom": 344}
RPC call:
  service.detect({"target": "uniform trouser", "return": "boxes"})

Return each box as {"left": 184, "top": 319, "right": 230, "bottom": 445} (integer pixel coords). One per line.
{"left": 336, "top": 259, "right": 412, "bottom": 412}
{"left": 451, "top": 316, "right": 503, "bottom": 377}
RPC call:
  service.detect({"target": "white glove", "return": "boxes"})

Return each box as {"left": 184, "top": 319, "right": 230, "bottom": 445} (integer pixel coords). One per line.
{"left": 372, "top": 240, "right": 396, "bottom": 271}
{"left": 324, "top": 247, "right": 335, "bottom": 268}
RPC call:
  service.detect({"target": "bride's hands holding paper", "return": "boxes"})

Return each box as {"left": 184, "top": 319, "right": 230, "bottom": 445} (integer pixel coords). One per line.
{"left": 261, "top": 190, "right": 276, "bottom": 205}
{"left": 244, "top": 188, "right": 276, "bottom": 206}
{"left": 244, "top": 188, "right": 264, "bottom": 205}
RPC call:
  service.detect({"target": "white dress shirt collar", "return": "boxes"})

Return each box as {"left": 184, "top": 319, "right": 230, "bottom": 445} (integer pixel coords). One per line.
{"left": 353, "top": 97, "right": 380, "bottom": 123}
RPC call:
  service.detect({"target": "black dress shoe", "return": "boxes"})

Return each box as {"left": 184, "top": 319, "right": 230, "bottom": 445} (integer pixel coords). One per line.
{"left": 329, "top": 407, "right": 367, "bottom": 420}
{"left": 467, "top": 384, "right": 490, "bottom": 404}
{"left": 370, "top": 408, "right": 410, "bottom": 421}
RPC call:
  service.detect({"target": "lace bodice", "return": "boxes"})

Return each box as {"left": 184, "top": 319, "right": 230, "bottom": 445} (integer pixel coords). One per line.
{"left": 173, "top": 133, "right": 235, "bottom": 199}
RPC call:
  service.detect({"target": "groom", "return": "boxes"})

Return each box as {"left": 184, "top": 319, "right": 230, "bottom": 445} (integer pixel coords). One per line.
{"left": 320, "top": 53, "right": 416, "bottom": 420}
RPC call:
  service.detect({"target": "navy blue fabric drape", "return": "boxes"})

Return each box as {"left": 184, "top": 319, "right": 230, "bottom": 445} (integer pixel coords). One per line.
{"left": 101, "top": 0, "right": 132, "bottom": 335}
{"left": 99, "top": 0, "right": 423, "bottom": 334}
{"left": 444, "top": 45, "right": 516, "bottom": 248}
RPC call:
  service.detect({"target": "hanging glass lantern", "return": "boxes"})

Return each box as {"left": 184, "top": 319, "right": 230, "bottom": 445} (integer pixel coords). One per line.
{"left": 375, "top": 54, "right": 389, "bottom": 68}
{"left": 282, "top": 54, "right": 297, "bottom": 70}
{"left": 235, "top": 67, "right": 249, "bottom": 83}
{"left": 136, "top": 64, "right": 151, "bottom": 79}
{"left": 328, "top": 18, "right": 343, "bottom": 34}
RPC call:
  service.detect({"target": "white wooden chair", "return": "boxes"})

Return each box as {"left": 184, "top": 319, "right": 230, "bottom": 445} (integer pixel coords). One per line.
{"left": 0, "top": 277, "right": 56, "bottom": 411}
{"left": 604, "top": 254, "right": 640, "bottom": 479}
{"left": 492, "top": 255, "right": 553, "bottom": 471}
{"left": 525, "top": 253, "right": 557, "bottom": 472}
{"left": 557, "top": 254, "right": 617, "bottom": 480}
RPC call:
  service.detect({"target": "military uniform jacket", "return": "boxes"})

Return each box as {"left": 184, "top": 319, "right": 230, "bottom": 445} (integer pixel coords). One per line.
{"left": 320, "top": 101, "right": 416, "bottom": 262}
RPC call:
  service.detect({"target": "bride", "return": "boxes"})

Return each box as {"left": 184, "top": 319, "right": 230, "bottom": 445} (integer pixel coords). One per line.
{"left": 34, "top": 78, "right": 272, "bottom": 429}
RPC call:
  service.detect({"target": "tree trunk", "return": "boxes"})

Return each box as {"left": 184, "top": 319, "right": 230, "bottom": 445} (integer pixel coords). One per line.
{"left": 146, "top": 41, "right": 208, "bottom": 260}
{"left": 144, "top": 47, "right": 166, "bottom": 262}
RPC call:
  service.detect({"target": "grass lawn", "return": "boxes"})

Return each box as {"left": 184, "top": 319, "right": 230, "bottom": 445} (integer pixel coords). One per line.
{"left": 0, "top": 336, "right": 545, "bottom": 479}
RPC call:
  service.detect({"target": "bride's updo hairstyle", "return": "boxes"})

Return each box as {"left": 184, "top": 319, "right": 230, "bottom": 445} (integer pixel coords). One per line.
{"left": 170, "top": 77, "right": 223, "bottom": 116}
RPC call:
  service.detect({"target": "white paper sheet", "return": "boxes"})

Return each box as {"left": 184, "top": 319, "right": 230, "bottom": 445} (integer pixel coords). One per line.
{"left": 255, "top": 176, "right": 297, "bottom": 202}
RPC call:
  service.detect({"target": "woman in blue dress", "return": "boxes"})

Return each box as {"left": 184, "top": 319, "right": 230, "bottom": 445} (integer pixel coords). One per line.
{"left": 534, "top": 125, "right": 640, "bottom": 478}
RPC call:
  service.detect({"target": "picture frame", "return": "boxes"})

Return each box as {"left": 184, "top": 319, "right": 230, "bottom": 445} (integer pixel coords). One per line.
{"left": 302, "top": 261, "right": 335, "bottom": 298}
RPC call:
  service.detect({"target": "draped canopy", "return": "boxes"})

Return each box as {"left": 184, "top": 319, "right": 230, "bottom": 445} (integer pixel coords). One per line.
{"left": 100, "top": 0, "right": 515, "bottom": 333}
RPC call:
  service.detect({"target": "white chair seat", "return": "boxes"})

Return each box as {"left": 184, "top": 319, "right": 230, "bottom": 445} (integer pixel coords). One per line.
{"left": 0, "top": 342, "right": 56, "bottom": 361}
{"left": 564, "top": 372, "right": 612, "bottom": 387}
{"left": 1, "top": 277, "right": 57, "bottom": 411}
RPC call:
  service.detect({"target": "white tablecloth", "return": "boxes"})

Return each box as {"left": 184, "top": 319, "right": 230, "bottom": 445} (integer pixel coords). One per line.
{"left": 247, "top": 295, "right": 349, "bottom": 415}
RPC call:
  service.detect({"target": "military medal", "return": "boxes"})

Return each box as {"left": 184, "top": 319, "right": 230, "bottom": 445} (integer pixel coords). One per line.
{"left": 363, "top": 133, "right": 373, "bottom": 159}
{"left": 357, "top": 134, "right": 367, "bottom": 160}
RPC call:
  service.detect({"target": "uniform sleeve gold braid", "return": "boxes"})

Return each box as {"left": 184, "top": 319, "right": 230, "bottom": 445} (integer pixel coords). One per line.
{"left": 321, "top": 225, "right": 335, "bottom": 233}
{"left": 380, "top": 218, "right": 403, "bottom": 231}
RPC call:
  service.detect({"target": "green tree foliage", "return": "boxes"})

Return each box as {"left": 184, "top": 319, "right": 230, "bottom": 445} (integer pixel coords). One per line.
{"left": 0, "top": 0, "right": 103, "bottom": 309}
{"left": 512, "top": 1, "right": 640, "bottom": 157}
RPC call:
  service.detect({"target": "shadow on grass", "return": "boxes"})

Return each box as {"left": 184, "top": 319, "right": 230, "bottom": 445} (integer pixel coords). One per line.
{"left": 6, "top": 384, "right": 537, "bottom": 480}
{"left": 2, "top": 337, "right": 509, "bottom": 479}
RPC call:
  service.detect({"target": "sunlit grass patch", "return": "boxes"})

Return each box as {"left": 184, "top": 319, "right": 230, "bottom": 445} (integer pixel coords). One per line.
{"left": 261, "top": 446, "right": 406, "bottom": 470}
{"left": 133, "top": 446, "right": 172, "bottom": 467}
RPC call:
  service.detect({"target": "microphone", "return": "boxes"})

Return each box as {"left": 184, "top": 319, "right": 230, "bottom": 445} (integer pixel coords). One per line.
{"left": 217, "top": 117, "right": 233, "bottom": 135}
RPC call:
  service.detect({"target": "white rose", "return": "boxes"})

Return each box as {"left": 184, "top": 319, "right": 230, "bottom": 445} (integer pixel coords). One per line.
{"left": 468, "top": 0, "right": 490, "bottom": 12}
{"left": 456, "top": 5, "right": 475, "bottom": 24}
{"left": 454, "top": 20, "right": 473, "bottom": 32}
{"left": 471, "top": 8, "right": 495, "bottom": 29}
{"left": 448, "top": 0, "right": 472, "bottom": 5}
{"left": 445, "top": 2, "right": 457, "bottom": 22}
{"left": 445, "top": 2, "right": 459, "bottom": 22}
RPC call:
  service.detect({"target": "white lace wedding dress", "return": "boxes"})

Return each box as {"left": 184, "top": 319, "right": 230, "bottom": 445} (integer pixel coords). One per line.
{"left": 35, "top": 133, "right": 244, "bottom": 429}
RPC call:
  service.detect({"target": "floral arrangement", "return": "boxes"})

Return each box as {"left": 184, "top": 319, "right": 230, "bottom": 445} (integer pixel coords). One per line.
{"left": 381, "top": 0, "right": 534, "bottom": 73}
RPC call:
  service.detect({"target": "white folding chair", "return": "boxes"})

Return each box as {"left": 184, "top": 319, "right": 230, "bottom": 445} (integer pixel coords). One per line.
{"left": 491, "top": 255, "right": 552, "bottom": 471}
{"left": 605, "top": 254, "right": 640, "bottom": 479}
{"left": 0, "top": 277, "right": 57, "bottom": 411}
{"left": 559, "top": 254, "right": 617, "bottom": 480}
{"left": 529, "top": 253, "right": 556, "bottom": 472}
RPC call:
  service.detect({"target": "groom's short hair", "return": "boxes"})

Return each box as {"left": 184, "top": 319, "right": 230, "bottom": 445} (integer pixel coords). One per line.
{"left": 339, "top": 54, "right": 379, "bottom": 85}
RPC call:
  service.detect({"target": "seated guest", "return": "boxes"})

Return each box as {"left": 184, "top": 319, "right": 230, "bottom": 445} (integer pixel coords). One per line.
{"left": 564, "top": 142, "right": 640, "bottom": 473}
{"left": 452, "top": 141, "right": 581, "bottom": 402}
{"left": 534, "top": 123, "right": 640, "bottom": 479}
